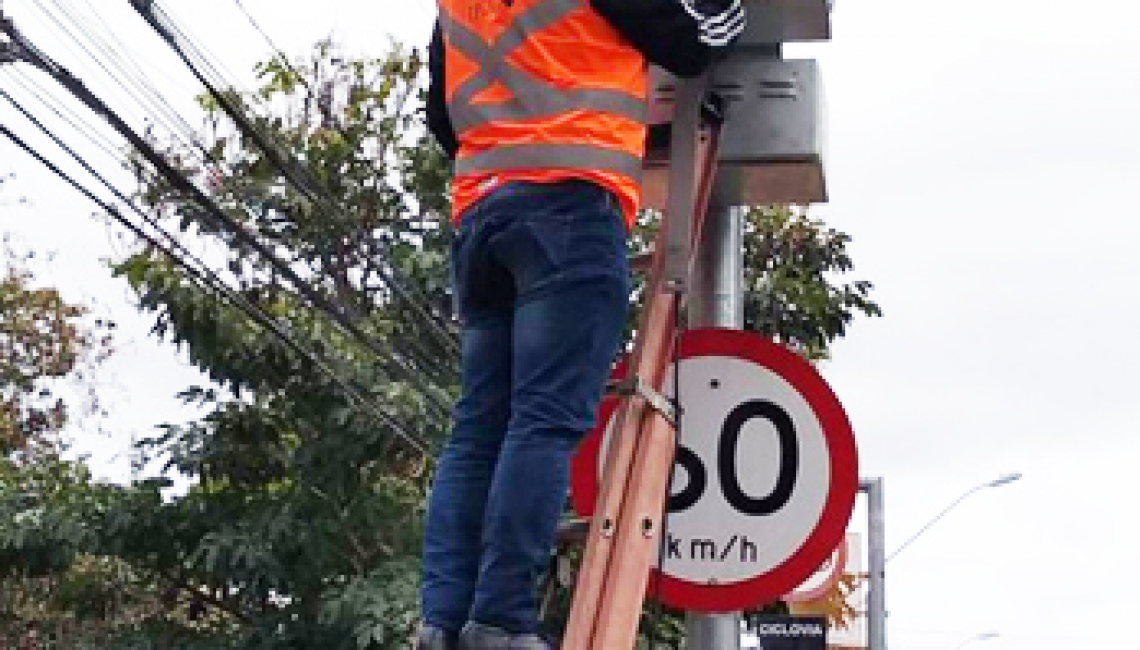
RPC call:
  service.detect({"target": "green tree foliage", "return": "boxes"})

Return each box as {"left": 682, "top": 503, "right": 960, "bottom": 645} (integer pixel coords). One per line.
{"left": 625, "top": 206, "right": 881, "bottom": 358}
{"left": 742, "top": 206, "right": 881, "bottom": 360}
{"left": 6, "top": 40, "right": 452, "bottom": 648}
{"left": 0, "top": 244, "right": 156, "bottom": 646}
{"left": 1, "top": 458, "right": 232, "bottom": 648}
{"left": 0, "top": 240, "right": 113, "bottom": 458}
{"left": 109, "top": 40, "right": 453, "bottom": 648}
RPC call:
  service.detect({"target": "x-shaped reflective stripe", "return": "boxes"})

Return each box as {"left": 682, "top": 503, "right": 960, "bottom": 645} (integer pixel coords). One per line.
{"left": 440, "top": 0, "right": 647, "bottom": 134}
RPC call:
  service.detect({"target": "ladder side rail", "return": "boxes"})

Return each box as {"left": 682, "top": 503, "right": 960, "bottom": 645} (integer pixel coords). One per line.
{"left": 561, "top": 86, "right": 703, "bottom": 647}
{"left": 587, "top": 122, "right": 721, "bottom": 650}
{"left": 661, "top": 71, "right": 711, "bottom": 291}
{"left": 562, "top": 78, "right": 721, "bottom": 648}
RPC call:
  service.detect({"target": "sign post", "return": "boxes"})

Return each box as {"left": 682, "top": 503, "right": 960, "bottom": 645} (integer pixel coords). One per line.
{"left": 863, "top": 478, "right": 886, "bottom": 650}
{"left": 686, "top": 204, "right": 746, "bottom": 648}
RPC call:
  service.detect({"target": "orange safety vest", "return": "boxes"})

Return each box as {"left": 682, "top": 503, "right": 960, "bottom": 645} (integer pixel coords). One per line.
{"left": 438, "top": 0, "right": 649, "bottom": 227}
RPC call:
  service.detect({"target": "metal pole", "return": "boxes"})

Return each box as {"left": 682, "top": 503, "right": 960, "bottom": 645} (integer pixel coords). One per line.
{"left": 862, "top": 478, "right": 886, "bottom": 650}
{"left": 686, "top": 612, "right": 741, "bottom": 650}
{"left": 684, "top": 205, "right": 743, "bottom": 650}
{"left": 691, "top": 205, "right": 744, "bottom": 329}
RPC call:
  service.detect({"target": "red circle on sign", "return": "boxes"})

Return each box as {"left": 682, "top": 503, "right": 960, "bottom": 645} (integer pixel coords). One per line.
{"left": 570, "top": 328, "right": 858, "bottom": 612}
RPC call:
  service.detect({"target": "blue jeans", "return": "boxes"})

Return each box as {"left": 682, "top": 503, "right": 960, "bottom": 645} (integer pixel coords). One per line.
{"left": 422, "top": 180, "right": 630, "bottom": 634}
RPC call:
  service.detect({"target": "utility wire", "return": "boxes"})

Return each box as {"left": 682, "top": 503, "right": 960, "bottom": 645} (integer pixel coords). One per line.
{"left": 157, "top": 0, "right": 453, "bottom": 346}
{"left": 68, "top": 0, "right": 204, "bottom": 141}
{"left": 131, "top": 0, "right": 459, "bottom": 359}
{"left": 231, "top": 0, "right": 296, "bottom": 78}
{"left": 129, "top": 0, "right": 459, "bottom": 391}
{"left": 3, "top": 66, "right": 124, "bottom": 168}
{"left": 0, "top": 16, "right": 455, "bottom": 423}
{"left": 4, "top": 2, "right": 453, "bottom": 438}
{"left": 24, "top": 0, "right": 224, "bottom": 235}
{"left": 3, "top": 65, "right": 231, "bottom": 285}
{"left": 120, "top": 0, "right": 458, "bottom": 382}
{"left": 2, "top": 86, "right": 439, "bottom": 452}
{"left": 38, "top": 0, "right": 226, "bottom": 182}
{"left": 0, "top": 117, "right": 433, "bottom": 456}
{"left": 26, "top": 0, "right": 177, "bottom": 150}
{"left": 224, "top": 0, "right": 448, "bottom": 319}
{"left": 229, "top": 0, "right": 429, "bottom": 212}
{"left": 1, "top": 81, "right": 436, "bottom": 443}
{"left": 155, "top": 0, "right": 248, "bottom": 105}
{"left": 135, "top": 3, "right": 460, "bottom": 399}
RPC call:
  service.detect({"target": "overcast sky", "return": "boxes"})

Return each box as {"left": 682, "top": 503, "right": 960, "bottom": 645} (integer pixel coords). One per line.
{"left": 2, "top": 1, "right": 1138, "bottom": 648}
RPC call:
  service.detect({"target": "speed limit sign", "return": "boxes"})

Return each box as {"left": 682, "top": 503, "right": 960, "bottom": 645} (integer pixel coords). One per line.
{"left": 571, "top": 328, "right": 858, "bottom": 612}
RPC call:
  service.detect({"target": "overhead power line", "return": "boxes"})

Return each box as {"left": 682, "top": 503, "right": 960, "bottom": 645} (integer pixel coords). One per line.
{"left": 0, "top": 117, "right": 432, "bottom": 456}
{"left": 231, "top": 0, "right": 295, "bottom": 78}
{"left": 22, "top": 0, "right": 199, "bottom": 162}
{"left": 35, "top": 0, "right": 214, "bottom": 165}
{"left": 125, "top": 0, "right": 459, "bottom": 393}
{"left": 0, "top": 14, "right": 456, "bottom": 423}
{"left": 1, "top": 12, "right": 453, "bottom": 426}
{"left": 3, "top": 65, "right": 124, "bottom": 168}
{"left": 17, "top": 1, "right": 450, "bottom": 393}
{"left": 131, "top": 0, "right": 460, "bottom": 361}
{"left": 26, "top": 0, "right": 459, "bottom": 393}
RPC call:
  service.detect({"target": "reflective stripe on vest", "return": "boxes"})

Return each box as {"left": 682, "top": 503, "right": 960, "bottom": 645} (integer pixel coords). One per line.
{"left": 454, "top": 142, "right": 643, "bottom": 179}
{"left": 441, "top": 0, "right": 647, "bottom": 181}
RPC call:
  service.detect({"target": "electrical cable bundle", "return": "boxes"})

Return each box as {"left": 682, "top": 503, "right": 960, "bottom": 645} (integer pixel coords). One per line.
{"left": 1, "top": 0, "right": 459, "bottom": 457}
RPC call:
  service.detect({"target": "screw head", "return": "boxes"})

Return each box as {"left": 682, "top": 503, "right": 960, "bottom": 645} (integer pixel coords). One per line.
{"left": 641, "top": 516, "right": 656, "bottom": 538}
{"left": 600, "top": 518, "right": 615, "bottom": 538}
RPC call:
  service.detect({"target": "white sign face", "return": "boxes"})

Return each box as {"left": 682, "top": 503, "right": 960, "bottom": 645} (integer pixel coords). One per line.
{"left": 572, "top": 328, "right": 858, "bottom": 611}
{"left": 595, "top": 356, "right": 831, "bottom": 584}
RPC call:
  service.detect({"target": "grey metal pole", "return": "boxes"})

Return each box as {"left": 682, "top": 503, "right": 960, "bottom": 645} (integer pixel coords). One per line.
{"left": 862, "top": 478, "right": 887, "bottom": 650}
{"left": 686, "top": 612, "right": 742, "bottom": 650}
{"left": 691, "top": 205, "right": 744, "bottom": 328}
{"left": 684, "top": 205, "right": 744, "bottom": 650}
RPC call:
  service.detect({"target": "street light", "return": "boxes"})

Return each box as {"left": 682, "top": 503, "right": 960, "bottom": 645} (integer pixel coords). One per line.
{"left": 954, "top": 631, "right": 999, "bottom": 649}
{"left": 887, "top": 472, "right": 1022, "bottom": 563}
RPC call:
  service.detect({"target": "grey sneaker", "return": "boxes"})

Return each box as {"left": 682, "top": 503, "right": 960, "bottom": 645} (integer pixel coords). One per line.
{"left": 458, "top": 621, "right": 553, "bottom": 650}
{"left": 414, "top": 623, "right": 458, "bottom": 650}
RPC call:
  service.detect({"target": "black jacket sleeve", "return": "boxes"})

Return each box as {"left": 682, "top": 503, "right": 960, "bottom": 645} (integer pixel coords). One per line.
{"left": 426, "top": 22, "right": 458, "bottom": 158}
{"left": 591, "top": 0, "right": 746, "bottom": 78}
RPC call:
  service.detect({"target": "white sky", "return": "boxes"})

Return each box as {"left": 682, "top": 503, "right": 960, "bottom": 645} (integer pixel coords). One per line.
{"left": 2, "top": 1, "right": 1139, "bottom": 648}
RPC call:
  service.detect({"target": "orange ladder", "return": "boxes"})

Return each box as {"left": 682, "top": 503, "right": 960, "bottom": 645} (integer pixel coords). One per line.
{"left": 561, "top": 75, "right": 723, "bottom": 650}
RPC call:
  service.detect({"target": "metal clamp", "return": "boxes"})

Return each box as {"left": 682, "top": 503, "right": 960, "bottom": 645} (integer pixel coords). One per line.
{"left": 607, "top": 375, "right": 678, "bottom": 426}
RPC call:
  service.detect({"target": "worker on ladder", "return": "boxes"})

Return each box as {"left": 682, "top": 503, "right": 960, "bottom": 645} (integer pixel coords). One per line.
{"left": 417, "top": 2, "right": 746, "bottom": 648}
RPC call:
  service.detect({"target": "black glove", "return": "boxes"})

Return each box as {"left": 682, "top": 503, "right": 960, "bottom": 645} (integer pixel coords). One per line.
{"left": 683, "top": 0, "right": 747, "bottom": 46}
